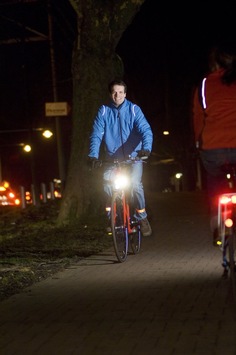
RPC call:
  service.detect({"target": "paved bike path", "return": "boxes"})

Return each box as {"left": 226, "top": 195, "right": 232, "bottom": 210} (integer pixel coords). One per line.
{"left": 1, "top": 191, "right": 236, "bottom": 355}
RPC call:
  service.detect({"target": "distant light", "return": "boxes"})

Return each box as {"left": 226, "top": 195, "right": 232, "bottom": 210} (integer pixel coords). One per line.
{"left": 54, "top": 190, "right": 61, "bottom": 198}
{"left": 163, "top": 130, "right": 170, "bottom": 135}
{"left": 53, "top": 178, "right": 61, "bottom": 185}
{"left": 23, "top": 144, "right": 31, "bottom": 152}
{"left": 3, "top": 181, "right": 9, "bottom": 188}
{"left": 42, "top": 130, "right": 53, "bottom": 139}
{"left": 175, "top": 173, "right": 183, "bottom": 179}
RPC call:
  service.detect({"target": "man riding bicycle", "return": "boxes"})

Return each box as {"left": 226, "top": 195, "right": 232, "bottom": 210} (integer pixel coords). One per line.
{"left": 88, "top": 79, "right": 153, "bottom": 237}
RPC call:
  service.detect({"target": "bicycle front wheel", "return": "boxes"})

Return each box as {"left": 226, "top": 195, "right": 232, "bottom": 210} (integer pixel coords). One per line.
{"left": 111, "top": 192, "right": 128, "bottom": 263}
{"left": 130, "top": 222, "right": 141, "bottom": 254}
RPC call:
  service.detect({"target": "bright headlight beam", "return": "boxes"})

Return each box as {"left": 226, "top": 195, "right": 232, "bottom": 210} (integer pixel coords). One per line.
{"left": 114, "top": 175, "right": 129, "bottom": 189}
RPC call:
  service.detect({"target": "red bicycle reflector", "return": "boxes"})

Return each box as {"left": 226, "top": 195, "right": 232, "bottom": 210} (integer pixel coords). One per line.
{"left": 220, "top": 196, "right": 232, "bottom": 204}
{"left": 225, "top": 218, "right": 233, "bottom": 228}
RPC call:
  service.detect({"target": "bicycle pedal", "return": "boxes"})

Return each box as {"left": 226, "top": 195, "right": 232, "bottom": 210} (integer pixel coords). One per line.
{"left": 130, "top": 228, "right": 137, "bottom": 233}
{"left": 106, "top": 227, "right": 112, "bottom": 235}
{"left": 130, "top": 220, "right": 138, "bottom": 227}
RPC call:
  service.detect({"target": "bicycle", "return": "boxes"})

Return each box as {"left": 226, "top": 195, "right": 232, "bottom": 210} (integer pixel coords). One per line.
{"left": 217, "top": 163, "right": 236, "bottom": 300}
{"left": 106, "top": 157, "right": 147, "bottom": 263}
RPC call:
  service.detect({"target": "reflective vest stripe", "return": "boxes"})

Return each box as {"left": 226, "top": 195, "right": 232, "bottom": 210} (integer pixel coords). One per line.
{"left": 201, "top": 77, "right": 207, "bottom": 109}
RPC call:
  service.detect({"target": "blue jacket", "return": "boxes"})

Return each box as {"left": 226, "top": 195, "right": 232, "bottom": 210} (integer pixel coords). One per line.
{"left": 88, "top": 99, "right": 153, "bottom": 160}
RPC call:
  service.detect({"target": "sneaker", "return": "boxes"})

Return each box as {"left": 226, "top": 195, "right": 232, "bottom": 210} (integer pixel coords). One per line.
{"left": 140, "top": 218, "right": 152, "bottom": 236}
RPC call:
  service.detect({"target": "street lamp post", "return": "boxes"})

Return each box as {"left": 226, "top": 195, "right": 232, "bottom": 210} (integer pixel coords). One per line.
{"left": 47, "top": 2, "right": 66, "bottom": 190}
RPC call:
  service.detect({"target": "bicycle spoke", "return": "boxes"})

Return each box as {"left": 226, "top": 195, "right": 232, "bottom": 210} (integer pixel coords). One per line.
{"left": 129, "top": 221, "right": 141, "bottom": 254}
{"left": 111, "top": 193, "right": 128, "bottom": 262}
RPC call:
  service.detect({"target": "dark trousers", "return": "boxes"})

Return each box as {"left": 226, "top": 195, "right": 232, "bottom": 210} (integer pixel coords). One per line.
{"left": 200, "top": 148, "right": 236, "bottom": 217}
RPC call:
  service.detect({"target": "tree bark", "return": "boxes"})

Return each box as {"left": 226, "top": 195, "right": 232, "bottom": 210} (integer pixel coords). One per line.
{"left": 57, "top": 0, "right": 145, "bottom": 224}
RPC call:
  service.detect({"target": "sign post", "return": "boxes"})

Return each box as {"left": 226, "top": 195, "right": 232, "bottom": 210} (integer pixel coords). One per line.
{"left": 45, "top": 102, "right": 68, "bottom": 191}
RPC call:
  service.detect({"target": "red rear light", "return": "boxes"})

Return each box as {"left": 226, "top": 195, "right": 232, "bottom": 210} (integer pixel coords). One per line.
{"left": 225, "top": 218, "right": 233, "bottom": 228}
{"left": 220, "top": 196, "right": 232, "bottom": 204}
{"left": 220, "top": 194, "right": 236, "bottom": 204}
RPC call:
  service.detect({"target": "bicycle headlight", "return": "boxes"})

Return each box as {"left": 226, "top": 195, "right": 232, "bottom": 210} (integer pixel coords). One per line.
{"left": 113, "top": 174, "right": 130, "bottom": 190}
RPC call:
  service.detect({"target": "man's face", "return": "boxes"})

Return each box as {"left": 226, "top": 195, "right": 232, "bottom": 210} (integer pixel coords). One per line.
{"left": 110, "top": 85, "right": 126, "bottom": 107}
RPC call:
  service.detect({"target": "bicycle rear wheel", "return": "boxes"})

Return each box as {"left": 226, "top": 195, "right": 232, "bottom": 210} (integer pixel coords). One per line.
{"left": 111, "top": 192, "right": 128, "bottom": 262}
{"left": 228, "top": 232, "right": 236, "bottom": 300}
{"left": 130, "top": 221, "right": 141, "bottom": 254}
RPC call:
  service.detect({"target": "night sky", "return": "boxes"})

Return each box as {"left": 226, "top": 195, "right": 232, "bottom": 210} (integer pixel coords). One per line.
{"left": 0, "top": 0, "right": 76, "bottom": 189}
{"left": 118, "top": 0, "right": 236, "bottom": 190}
{"left": 0, "top": 0, "right": 235, "bottom": 190}
{"left": 118, "top": 0, "right": 236, "bottom": 128}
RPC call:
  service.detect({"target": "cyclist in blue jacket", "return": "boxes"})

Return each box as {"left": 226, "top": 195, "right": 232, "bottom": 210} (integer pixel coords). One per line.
{"left": 88, "top": 79, "right": 153, "bottom": 236}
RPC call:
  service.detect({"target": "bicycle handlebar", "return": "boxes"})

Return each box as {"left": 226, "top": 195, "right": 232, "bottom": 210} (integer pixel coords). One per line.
{"left": 89, "top": 154, "right": 149, "bottom": 170}
{"left": 99, "top": 156, "right": 147, "bottom": 168}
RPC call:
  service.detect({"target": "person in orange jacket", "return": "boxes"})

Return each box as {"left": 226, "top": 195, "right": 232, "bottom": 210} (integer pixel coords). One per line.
{"left": 193, "top": 42, "right": 236, "bottom": 244}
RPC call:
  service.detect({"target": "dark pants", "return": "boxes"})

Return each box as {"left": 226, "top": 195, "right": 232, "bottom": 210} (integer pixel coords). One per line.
{"left": 200, "top": 148, "right": 236, "bottom": 218}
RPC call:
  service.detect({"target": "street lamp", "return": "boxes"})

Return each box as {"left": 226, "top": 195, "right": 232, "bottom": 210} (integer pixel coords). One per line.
{"left": 23, "top": 144, "right": 31, "bottom": 153}
{"left": 42, "top": 129, "right": 53, "bottom": 139}
{"left": 21, "top": 129, "right": 53, "bottom": 153}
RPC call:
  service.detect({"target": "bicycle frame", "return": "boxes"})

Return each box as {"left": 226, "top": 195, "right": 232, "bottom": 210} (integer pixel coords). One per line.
{"left": 112, "top": 189, "right": 138, "bottom": 234}
{"left": 109, "top": 159, "right": 142, "bottom": 262}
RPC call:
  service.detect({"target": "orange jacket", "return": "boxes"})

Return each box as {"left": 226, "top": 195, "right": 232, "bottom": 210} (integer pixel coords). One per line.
{"left": 193, "top": 68, "right": 236, "bottom": 149}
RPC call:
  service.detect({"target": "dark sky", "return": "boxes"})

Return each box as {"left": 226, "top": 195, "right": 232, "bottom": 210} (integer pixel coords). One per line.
{"left": 118, "top": 0, "right": 236, "bottom": 128}
{"left": 117, "top": 0, "right": 236, "bottom": 189}
{"left": 0, "top": 0, "right": 76, "bottom": 189}
{"left": 0, "top": 0, "right": 235, "bottom": 190}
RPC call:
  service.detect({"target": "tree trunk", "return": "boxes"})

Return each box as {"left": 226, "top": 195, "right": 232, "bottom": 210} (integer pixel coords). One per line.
{"left": 57, "top": 0, "right": 145, "bottom": 225}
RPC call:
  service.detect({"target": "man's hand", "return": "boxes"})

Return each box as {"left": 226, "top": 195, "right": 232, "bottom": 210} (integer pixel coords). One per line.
{"left": 137, "top": 150, "right": 151, "bottom": 160}
{"left": 87, "top": 157, "right": 101, "bottom": 170}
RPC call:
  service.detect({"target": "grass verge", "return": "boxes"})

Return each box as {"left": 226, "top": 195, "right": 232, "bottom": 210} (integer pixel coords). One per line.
{"left": 0, "top": 200, "right": 112, "bottom": 301}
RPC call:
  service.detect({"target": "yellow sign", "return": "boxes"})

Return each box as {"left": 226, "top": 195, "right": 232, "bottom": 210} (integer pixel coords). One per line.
{"left": 45, "top": 102, "right": 68, "bottom": 117}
